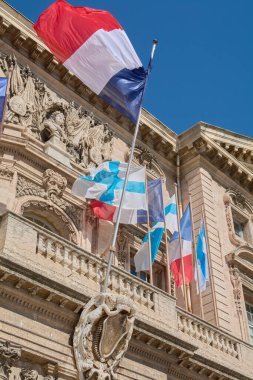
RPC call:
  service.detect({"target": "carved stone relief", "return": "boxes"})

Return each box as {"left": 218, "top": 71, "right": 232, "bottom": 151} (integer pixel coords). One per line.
{"left": 0, "top": 54, "right": 113, "bottom": 168}
{"left": 16, "top": 170, "right": 81, "bottom": 230}
{"left": 0, "top": 341, "right": 21, "bottom": 380}
{"left": 73, "top": 293, "right": 135, "bottom": 380}
{"left": 0, "top": 164, "right": 14, "bottom": 181}
{"left": 129, "top": 146, "right": 165, "bottom": 180}
{"left": 229, "top": 265, "right": 242, "bottom": 313}
{"left": 19, "top": 369, "right": 38, "bottom": 380}
{"left": 116, "top": 227, "right": 128, "bottom": 270}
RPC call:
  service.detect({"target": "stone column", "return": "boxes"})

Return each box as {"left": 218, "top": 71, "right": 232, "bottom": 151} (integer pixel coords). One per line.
{"left": 0, "top": 341, "right": 20, "bottom": 380}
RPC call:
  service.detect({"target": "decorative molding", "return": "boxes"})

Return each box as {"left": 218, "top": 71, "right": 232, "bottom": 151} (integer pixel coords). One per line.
{"left": 73, "top": 293, "right": 135, "bottom": 380}
{"left": 0, "top": 341, "right": 21, "bottom": 380}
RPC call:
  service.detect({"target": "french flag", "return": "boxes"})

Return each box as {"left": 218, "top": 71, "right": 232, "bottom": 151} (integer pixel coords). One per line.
{"left": 34, "top": 0, "right": 146, "bottom": 123}
{"left": 168, "top": 204, "right": 193, "bottom": 287}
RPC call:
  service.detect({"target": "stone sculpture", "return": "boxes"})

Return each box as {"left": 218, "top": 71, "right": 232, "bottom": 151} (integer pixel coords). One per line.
{"left": 0, "top": 53, "right": 113, "bottom": 168}
{"left": 0, "top": 341, "right": 20, "bottom": 380}
{"left": 73, "top": 294, "right": 135, "bottom": 380}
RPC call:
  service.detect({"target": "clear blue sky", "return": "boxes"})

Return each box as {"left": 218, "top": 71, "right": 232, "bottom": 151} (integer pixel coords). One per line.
{"left": 5, "top": 0, "right": 253, "bottom": 136}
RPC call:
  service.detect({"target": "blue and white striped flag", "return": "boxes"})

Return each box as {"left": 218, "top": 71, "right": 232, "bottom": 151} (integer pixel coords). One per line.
{"left": 134, "top": 221, "right": 164, "bottom": 273}
{"left": 195, "top": 217, "right": 209, "bottom": 293}
{"left": 72, "top": 161, "right": 147, "bottom": 210}
{"left": 0, "top": 77, "right": 8, "bottom": 123}
{"left": 165, "top": 194, "right": 178, "bottom": 234}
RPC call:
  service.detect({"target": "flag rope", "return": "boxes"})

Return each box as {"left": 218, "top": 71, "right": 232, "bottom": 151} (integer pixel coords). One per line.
{"left": 102, "top": 39, "right": 158, "bottom": 293}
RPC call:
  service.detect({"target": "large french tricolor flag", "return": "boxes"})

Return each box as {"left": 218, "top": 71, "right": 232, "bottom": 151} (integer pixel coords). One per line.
{"left": 34, "top": 0, "right": 146, "bottom": 123}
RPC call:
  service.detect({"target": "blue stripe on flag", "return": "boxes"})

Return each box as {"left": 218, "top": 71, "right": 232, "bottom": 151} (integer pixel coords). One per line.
{"left": 196, "top": 221, "right": 208, "bottom": 286}
{"left": 0, "top": 77, "right": 8, "bottom": 123}
{"left": 165, "top": 203, "right": 177, "bottom": 215}
{"left": 170, "top": 204, "right": 192, "bottom": 242}
{"left": 99, "top": 67, "right": 147, "bottom": 124}
{"left": 137, "top": 179, "right": 164, "bottom": 223}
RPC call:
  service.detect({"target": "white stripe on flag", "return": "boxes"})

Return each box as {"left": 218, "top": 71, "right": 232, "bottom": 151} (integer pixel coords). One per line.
{"left": 64, "top": 29, "right": 142, "bottom": 95}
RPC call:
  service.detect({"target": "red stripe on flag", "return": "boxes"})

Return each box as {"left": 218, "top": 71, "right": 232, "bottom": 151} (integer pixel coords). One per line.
{"left": 90, "top": 200, "right": 116, "bottom": 222}
{"left": 170, "top": 254, "right": 193, "bottom": 287}
{"left": 34, "top": 0, "right": 123, "bottom": 63}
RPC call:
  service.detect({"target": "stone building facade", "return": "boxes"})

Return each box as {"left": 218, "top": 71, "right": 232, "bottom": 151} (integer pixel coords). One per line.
{"left": 0, "top": 1, "right": 253, "bottom": 379}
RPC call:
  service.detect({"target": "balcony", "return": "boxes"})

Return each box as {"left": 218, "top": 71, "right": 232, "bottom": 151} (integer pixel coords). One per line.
{"left": 0, "top": 212, "right": 253, "bottom": 379}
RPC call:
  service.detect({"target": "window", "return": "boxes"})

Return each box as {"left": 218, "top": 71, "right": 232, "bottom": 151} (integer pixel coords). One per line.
{"left": 24, "top": 213, "right": 58, "bottom": 234}
{"left": 234, "top": 220, "right": 245, "bottom": 239}
{"left": 246, "top": 303, "right": 253, "bottom": 345}
{"left": 232, "top": 208, "right": 250, "bottom": 244}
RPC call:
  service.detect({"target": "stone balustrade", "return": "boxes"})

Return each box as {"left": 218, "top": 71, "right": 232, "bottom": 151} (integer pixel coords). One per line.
{"left": 37, "top": 225, "right": 155, "bottom": 310}
{"left": 2, "top": 211, "right": 253, "bottom": 372}
{"left": 177, "top": 308, "right": 239, "bottom": 359}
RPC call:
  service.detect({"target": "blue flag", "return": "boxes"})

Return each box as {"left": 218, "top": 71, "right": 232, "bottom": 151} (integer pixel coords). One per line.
{"left": 195, "top": 218, "right": 209, "bottom": 293}
{"left": 137, "top": 179, "right": 165, "bottom": 223}
{"left": 0, "top": 77, "right": 8, "bottom": 123}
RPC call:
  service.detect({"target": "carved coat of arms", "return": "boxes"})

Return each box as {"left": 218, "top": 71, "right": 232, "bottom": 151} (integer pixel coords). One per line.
{"left": 73, "top": 293, "right": 135, "bottom": 380}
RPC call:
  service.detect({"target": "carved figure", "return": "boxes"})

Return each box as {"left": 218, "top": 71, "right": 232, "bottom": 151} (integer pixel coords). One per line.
{"left": 20, "top": 370, "right": 38, "bottom": 380}
{"left": 73, "top": 293, "right": 135, "bottom": 380}
{"left": 43, "top": 110, "right": 67, "bottom": 142}
{"left": 0, "top": 341, "right": 20, "bottom": 380}
{"left": 42, "top": 169, "right": 67, "bottom": 197}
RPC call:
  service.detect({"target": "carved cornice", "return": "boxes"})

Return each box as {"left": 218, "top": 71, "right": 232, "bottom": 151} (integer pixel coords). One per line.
{"left": 190, "top": 135, "right": 253, "bottom": 193}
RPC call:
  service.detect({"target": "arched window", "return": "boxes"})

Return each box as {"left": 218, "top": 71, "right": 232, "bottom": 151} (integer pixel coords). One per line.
{"left": 23, "top": 212, "right": 59, "bottom": 235}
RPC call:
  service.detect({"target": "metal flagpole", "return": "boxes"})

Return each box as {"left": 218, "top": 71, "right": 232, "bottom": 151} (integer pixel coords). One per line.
{"left": 174, "top": 183, "right": 188, "bottom": 309}
{"left": 102, "top": 40, "right": 158, "bottom": 293}
{"left": 145, "top": 169, "right": 153, "bottom": 285}
{"left": 162, "top": 187, "right": 171, "bottom": 294}
{"left": 189, "top": 193, "right": 204, "bottom": 319}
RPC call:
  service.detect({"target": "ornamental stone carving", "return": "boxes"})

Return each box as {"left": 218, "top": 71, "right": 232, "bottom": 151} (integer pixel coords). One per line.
{"left": 42, "top": 169, "right": 67, "bottom": 198}
{"left": 16, "top": 171, "right": 81, "bottom": 230}
{"left": 229, "top": 266, "right": 242, "bottom": 313}
{"left": 73, "top": 293, "right": 135, "bottom": 380}
{"left": 0, "top": 164, "right": 14, "bottom": 181}
{"left": 19, "top": 370, "right": 38, "bottom": 380}
{"left": 0, "top": 54, "right": 113, "bottom": 168}
{"left": 0, "top": 341, "right": 21, "bottom": 380}
{"left": 130, "top": 146, "right": 165, "bottom": 180}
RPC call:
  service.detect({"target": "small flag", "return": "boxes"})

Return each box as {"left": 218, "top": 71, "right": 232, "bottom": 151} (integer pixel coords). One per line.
{"left": 169, "top": 204, "right": 193, "bottom": 287}
{"left": 134, "top": 221, "right": 164, "bottom": 273}
{"left": 90, "top": 179, "right": 164, "bottom": 224}
{"left": 72, "top": 161, "right": 147, "bottom": 210}
{"left": 34, "top": 0, "right": 146, "bottom": 123}
{"left": 165, "top": 194, "right": 178, "bottom": 234}
{"left": 195, "top": 217, "right": 209, "bottom": 293}
{"left": 0, "top": 77, "right": 8, "bottom": 123}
